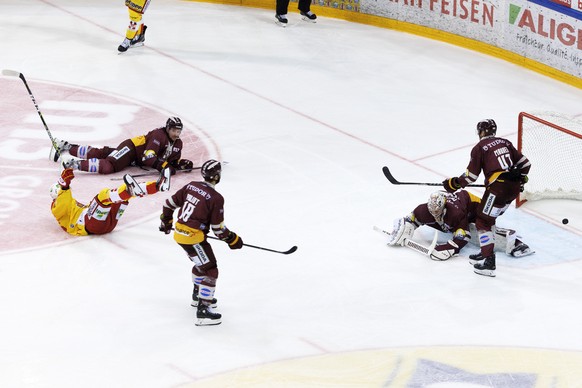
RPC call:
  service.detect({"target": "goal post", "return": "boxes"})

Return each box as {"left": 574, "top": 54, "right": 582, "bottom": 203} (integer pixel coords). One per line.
{"left": 517, "top": 112, "right": 582, "bottom": 207}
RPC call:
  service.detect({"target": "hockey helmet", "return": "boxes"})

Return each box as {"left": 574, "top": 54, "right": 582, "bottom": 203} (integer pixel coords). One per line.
{"left": 49, "top": 182, "right": 61, "bottom": 200}
{"left": 166, "top": 117, "right": 183, "bottom": 131}
{"left": 427, "top": 191, "right": 447, "bottom": 223}
{"left": 201, "top": 159, "right": 222, "bottom": 184}
{"left": 476, "top": 119, "right": 497, "bottom": 138}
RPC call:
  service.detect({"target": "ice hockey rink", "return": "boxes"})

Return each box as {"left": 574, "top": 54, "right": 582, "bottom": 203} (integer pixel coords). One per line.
{"left": 2, "top": 0, "right": 582, "bottom": 386}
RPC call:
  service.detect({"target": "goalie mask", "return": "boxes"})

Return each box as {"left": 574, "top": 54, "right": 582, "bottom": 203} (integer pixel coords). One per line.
{"left": 201, "top": 159, "right": 221, "bottom": 184}
{"left": 476, "top": 119, "right": 497, "bottom": 138}
{"left": 427, "top": 191, "right": 447, "bottom": 223}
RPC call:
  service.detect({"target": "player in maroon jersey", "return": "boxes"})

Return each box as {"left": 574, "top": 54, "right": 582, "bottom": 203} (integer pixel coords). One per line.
{"left": 388, "top": 190, "right": 533, "bottom": 260}
{"left": 159, "top": 159, "right": 243, "bottom": 326}
{"left": 442, "top": 119, "right": 531, "bottom": 277}
{"left": 50, "top": 117, "right": 194, "bottom": 175}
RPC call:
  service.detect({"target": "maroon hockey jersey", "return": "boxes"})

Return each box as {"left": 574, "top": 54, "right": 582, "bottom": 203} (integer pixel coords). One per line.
{"left": 411, "top": 190, "right": 479, "bottom": 250}
{"left": 132, "top": 127, "right": 183, "bottom": 170}
{"left": 162, "top": 181, "right": 231, "bottom": 244}
{"left": 459, "top": 136, "right": 530, "bottom": 187}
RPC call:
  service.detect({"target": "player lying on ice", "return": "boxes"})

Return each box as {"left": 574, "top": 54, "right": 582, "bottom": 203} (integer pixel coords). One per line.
{"left": 49, "top": 117, "right": 193, "bottom": 175}
{"left": 50, "top": 165, "right": 171, "bottom": 236}
{"left": 386, "top": 189, "right": 534, "bottom": 261}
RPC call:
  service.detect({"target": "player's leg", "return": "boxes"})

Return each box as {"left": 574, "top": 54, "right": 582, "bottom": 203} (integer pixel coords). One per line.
{"left": 298, "top": 0, "right": 317, "bottom": 21}
{"left": 118, "top": 0, "right": 150, "bottom": 52}
{"left": 180, "top": 242, "right": 222, "bottom": 326}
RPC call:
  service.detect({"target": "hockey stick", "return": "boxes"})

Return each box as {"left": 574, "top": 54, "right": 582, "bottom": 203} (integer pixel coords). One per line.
{"left": 168, "top": 227, "right": 297, "bottom": 254}
{"left": 110, "top": 161, "right": 230, "bottom": 180}
{"left": 382, "top": 166, "right": 485, "bottom": 187}
{"left": 110, "top": 167, "right": 202, "bottom": 180}
{"left": 206, "top": 236, "right": 298, "bottom": 255}
{"left": 2, "top": 69, "right": 61, "bottom": 159}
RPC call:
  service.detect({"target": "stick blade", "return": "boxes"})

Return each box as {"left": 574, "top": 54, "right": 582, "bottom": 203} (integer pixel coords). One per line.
{"left": 283, "top": 246, "right": 298, "bottom": 255}
{"left": 2, "top": 69, "right": 21, "bottom": 77}
{"left": 382, "top": 166, "right": 400, "bottom": 185}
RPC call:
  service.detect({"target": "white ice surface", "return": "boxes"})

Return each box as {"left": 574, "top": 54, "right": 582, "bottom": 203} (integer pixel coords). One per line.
{"left": 1, "top": 0, "right": 582, "bottom": 387}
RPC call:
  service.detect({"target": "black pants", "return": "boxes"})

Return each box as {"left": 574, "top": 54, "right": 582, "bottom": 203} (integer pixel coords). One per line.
{"left": 276, "top": 0, "right": 311, "bottom": 15}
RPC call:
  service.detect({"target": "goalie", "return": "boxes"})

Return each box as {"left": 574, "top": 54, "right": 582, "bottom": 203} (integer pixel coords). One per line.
{"left": 387, "top": 190, "right": 534, "bottom": 261}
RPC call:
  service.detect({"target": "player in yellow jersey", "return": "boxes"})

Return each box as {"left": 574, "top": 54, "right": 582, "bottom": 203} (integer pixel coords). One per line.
{"left": 50, "top": 166, "right": 170, "bottom": 236}
{"left": 118, "top": 0, "right": 151, "bottom": 53}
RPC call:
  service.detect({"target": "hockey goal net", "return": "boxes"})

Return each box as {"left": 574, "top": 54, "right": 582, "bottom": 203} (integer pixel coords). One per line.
{"left": 517, "top": 111, "right": 582, "bottom": 207}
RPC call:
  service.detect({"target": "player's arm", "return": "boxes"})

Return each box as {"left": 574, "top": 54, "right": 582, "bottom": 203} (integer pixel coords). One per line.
{"left": 140, "top": 130, "right": 168, "bottom": 171}
{"left": 443, "top": 147, "right": 481, "bottom": 192}
{"left": 159, "top": 187, "right": 185, "bottom": 234}
{"left": 209, "top": 197, "right": 243, "bottom": 249}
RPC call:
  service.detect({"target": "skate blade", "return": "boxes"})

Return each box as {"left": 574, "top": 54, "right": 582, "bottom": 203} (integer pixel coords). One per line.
{"left": 195, "top": 318, "right": 222, "bottom": 326}
{"left": 512, "top": 249, "right": 535, "bottom": 258}
{"left": 474, "top": 268, "right": 496, "bottom": 277}
{"left": 301, "top": 16, "right": 317, "bottom": 23}
{"left": 275, "top": 21, "right": 287, "bottom": 27}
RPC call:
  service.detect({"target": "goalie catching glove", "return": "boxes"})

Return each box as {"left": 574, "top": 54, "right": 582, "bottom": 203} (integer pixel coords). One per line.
{"left": 222, "top": 231, "right": 243, "bottom": 249}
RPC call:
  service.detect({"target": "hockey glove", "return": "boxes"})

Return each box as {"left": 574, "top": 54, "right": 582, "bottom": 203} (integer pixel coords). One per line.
{"left": 159, "top": 214, "right": 173, "bottom": 234}
{"left": 224, "top": 231, "right": 243, "bottom": 250}
{"left": 176, "top": 159, "right": 194, "bottom": 172}
{"left": 520, "top": 175, "right": 528, "bottom": 192}
{"left": 159, "top": 161, "right": 177, "bottom": 176}
{"left": 58, "top": 168, "right": 75, "bottom": 189}
{"left": 442, "top": 177, "right": 461, "bottom": 193}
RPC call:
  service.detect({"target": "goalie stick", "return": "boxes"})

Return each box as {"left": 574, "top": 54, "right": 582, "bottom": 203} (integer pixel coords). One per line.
{"left": 382, "top": 166, "right": 485, "bottom": 187}
{"left": 373, "top": 225, "right": 439, "bottom": 257}
{"left": 2, "top": 69, "right": 62, "bottom": 160}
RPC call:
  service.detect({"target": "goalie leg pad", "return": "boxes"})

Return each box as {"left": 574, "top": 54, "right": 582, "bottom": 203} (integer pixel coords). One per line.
{"left": 511, "top": 243, "right": 535, "bottom": 257}
{"left": 388, "top": 218, "right": 416, "bottom": 246}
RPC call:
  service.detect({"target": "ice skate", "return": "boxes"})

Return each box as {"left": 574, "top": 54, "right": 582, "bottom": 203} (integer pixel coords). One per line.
{"left": 123, "top": 174, "right": 146, "bottom": 197}
{"left": 117, "top": 25, "right": 147, "bottom": 53}
{"left": 156, "top": 167, "right": 171, "bottom": 192}
{"left": 191, "top": 295, "right": 218, "bottom": 308}
{"left": 61, "top": 156, "right": 80, "bottom": 170}
{"left": 474, "top": 254, "right": 496, "bottom": 277}
{"left": 275, "top": 14, "right": 288, "bottom": 27}
{"left": 49, "top": 138, "right": 71, "bottom": 162}
{"left": 510, "top": 243, "right": 534, "bottom": 257}
{"left": 195, "top": 303, "right": 222, "bottom": 326}
{"left": 300, "top": 10, "right": 317, "bottom": 22}
{"left": 468, "top": 252, "right": 484, "bottom": 265}
{"left": 131, "top": 24, "right": 147, "bottom": 47}
{"left": 117, "top": 38, "right": 131, "bottom": 53}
